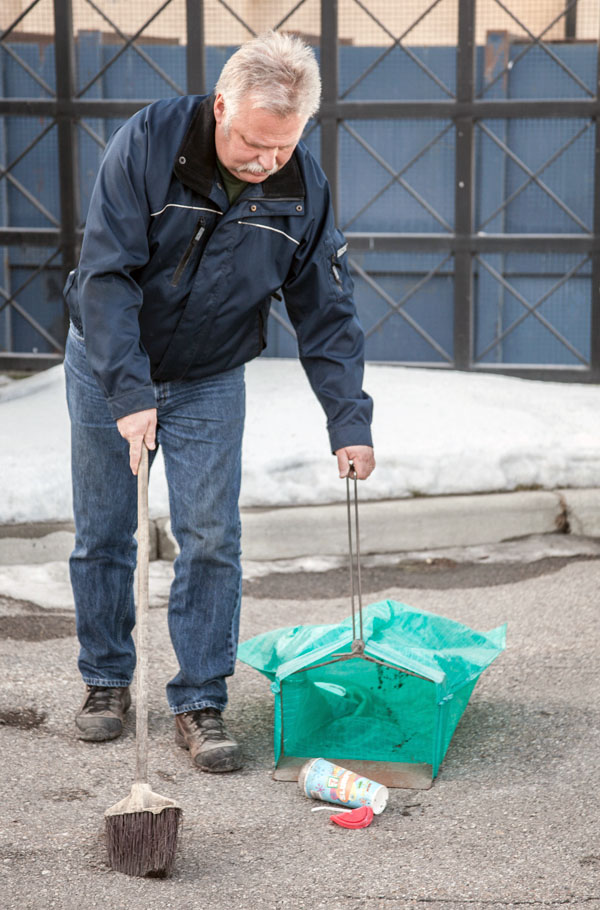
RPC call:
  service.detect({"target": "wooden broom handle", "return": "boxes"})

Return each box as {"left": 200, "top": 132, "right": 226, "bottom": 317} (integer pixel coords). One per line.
{"left": 136, "top": 443, "right": 149, "bottom": 784}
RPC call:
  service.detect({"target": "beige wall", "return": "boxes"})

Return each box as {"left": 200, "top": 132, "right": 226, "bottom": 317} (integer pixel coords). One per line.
{"left": 577, "top": 0, "right": 600, "bottom": 40}
{"left": 1, "top": 0, "right": 598, "bottom": 45}
{"left": 341, "top": 0, "right": 595, "bottom": 46}
{"left": 204, "top": 0, "right": 320, "bottom": 43}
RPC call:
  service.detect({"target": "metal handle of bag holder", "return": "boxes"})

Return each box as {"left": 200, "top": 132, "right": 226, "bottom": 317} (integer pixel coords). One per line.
{"left": 346, "top": 460, "right": 365, "bottom": 654}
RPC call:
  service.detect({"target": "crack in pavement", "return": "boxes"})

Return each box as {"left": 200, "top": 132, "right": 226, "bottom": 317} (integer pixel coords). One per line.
{"left": 336, "top": 898, "right": 600, "bottom": 906}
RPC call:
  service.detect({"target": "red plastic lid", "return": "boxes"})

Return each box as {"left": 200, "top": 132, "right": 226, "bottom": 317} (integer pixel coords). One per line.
{"left": 330, "top": 806, "right": 374, "bottom": 829}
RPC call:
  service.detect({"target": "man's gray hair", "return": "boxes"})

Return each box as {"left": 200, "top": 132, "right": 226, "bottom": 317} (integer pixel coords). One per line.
{"left": 215, "top": 31, "right": 321, "bottom": 126}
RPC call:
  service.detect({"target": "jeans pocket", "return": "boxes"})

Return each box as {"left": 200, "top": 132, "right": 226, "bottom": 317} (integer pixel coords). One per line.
{"left": 69, "top": 321, "right": 85, "bottom": 345}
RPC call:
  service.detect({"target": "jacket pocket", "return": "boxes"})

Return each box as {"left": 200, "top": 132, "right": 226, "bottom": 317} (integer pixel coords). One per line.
{"left": 257, "top": 298, "right": 272, "bottom": 353}
{"left": 325, "top": 229, "right": 353, "bottom": 298}
{"left": 63, "top": 268, "right": 77, "bottom": 298}
{"left": 171, "top": 218, "right": 206, "bottom": 287}
{"left": 62, "top": 268, "right": 83, "bottom": 331}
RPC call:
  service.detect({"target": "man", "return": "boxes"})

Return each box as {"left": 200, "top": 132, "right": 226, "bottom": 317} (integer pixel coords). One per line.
{"left": 63, "top": 31, "right": 374, "bottom": 773}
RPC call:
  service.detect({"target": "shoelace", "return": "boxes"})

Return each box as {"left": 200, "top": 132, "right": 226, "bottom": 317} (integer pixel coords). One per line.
{"left": 187, "top": 711, "right": 225, "bottom": 742}
{"left": 84, "top": 686, "right": 122, "bottom": 714}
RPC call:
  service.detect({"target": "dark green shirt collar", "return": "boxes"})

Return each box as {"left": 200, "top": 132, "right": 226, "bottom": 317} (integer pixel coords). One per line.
{"left": 216, "top": 158, "right": 248, "bottom": 205}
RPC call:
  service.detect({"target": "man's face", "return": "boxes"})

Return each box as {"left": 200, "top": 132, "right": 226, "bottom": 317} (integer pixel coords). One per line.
{"left": 214, "top": 92, "right": 305, "bottom": 183}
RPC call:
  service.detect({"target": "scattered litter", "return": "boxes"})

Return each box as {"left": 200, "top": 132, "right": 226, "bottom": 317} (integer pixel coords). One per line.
{"left": 299, "top": 758, "right": 388, "bottom": 814}
{"left": 331, "top": 806, "right": 374, "bottom": 829}
{"left": 311, "top": 806, "right": 351, "bottom": 812}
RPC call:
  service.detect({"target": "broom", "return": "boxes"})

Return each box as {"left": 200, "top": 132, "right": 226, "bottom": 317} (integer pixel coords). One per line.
{"left": 104, "top": 443, "right": 182, "bottom": 877}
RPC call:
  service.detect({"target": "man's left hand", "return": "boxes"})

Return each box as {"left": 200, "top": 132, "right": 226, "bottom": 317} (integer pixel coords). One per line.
{"left": 335, "top": 445, "right": 375, "bottom": 480}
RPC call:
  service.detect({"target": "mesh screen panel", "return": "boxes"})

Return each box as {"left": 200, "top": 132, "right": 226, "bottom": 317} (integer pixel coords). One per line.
{"left": 339, "top": 118, "right": 455, "bottom": 233}
{"left": 339, "top": 0, "right": 458, "bottom": 98}
{"left": 474, "top": 251, "right": 592, "bottom": 366}
{"left": 476, "top": 0, "right": 599, "bottom": 99}
{"left": 72, "top": 0, "right": 187, "bottom": 98}
{"left": 0, "top": 244, "right": 64, "bottom": 355}
{"left": 475, "top": 117, "right": 595, "bottom": 233}
{"left": 203, "top": 0, "right": 320, "bottom": 46}
{"left": 1, "top": 117, "right": 59, "bottom": 226}
{"left": 1, "top": 0, "right": 599, "bottom": 372}
{"left": 0, "top": 0, "right": 57, "bottom": 98}
{"left": 351, "top": 251, "right": 455, "bottom": 364}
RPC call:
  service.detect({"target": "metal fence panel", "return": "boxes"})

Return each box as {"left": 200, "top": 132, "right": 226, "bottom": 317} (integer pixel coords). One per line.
{"left": 0, "top": 0, "right": 599, "bottom": 378}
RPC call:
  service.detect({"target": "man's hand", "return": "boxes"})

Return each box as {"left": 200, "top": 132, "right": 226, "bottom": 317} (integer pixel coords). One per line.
{"left": 335, "top": 445, "right": 375, "bottom": 480}
{"left": 116, "top": 408, "right": 157, "bottom": 475}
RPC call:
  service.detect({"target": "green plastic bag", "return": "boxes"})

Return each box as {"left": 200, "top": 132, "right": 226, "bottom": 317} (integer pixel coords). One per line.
{"left": 238, "top": 600, "right": 506, "bottom": 778}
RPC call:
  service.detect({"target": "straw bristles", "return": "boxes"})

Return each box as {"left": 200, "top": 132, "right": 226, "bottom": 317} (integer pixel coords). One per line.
{"left": 105, "top": 806, "right": 182, "bottom": 878}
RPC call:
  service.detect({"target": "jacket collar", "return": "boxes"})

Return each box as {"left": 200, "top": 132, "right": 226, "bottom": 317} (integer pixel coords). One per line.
{"left": 173, "top": 95, "right": 305, "bottom": 200}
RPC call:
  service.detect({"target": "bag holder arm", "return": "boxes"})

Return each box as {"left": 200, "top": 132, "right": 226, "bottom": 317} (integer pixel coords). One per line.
{"left": 346, "top": 460, "right": 365, "bottom": 654}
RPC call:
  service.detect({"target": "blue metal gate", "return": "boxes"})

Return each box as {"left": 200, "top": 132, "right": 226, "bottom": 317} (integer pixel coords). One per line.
{"left": 0, "top": 0, "right": 599, "bottom": 379}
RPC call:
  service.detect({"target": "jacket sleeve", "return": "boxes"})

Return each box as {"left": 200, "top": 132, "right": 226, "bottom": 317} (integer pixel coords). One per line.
{"left": 76, "top": 111, "right": 156, "bottom": 420}
{"left": 282, "top": 183, "right": 373, "bottom": 453}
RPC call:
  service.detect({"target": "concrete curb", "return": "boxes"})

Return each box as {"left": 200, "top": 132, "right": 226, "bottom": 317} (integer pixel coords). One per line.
{"left": 0, "top": 488, "right": 598, "bottom": 565}
{"left": 237, "top": 489, "right": 566, "bottom": 561}
{"left": 0, "top": 519, "right": 158, "bottom": 565}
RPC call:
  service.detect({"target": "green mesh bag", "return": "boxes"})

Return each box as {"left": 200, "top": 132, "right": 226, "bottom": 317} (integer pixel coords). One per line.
{"left": 238, "top": 600, "right": 506, "bottom": 786}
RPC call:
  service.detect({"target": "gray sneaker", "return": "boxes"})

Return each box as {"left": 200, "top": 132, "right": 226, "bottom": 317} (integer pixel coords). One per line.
{"left": 75, "top": 685, "right": 131, "bottom": 741}
{"left": 175, "top": 708, "right": 242, "bottom": 772}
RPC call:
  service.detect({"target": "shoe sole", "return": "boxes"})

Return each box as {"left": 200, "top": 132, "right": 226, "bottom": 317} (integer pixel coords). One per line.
{"left": 75, "top": 689, "right": 131, "bottom": 743}
{"left": 175, "top": 729, "right": 243, "bottom": 772}
{"left": 76, "top": 723, "right": 123, "bottom": 742}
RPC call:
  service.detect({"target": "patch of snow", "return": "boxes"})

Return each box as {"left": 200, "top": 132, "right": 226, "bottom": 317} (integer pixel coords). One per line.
{"left": 2, "top": 358, "right": 600, "bottom": 524}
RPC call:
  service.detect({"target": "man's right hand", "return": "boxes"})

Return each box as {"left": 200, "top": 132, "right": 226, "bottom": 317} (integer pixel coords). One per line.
{"left": 116, "top": 408, "right": 157, "bottom": 475}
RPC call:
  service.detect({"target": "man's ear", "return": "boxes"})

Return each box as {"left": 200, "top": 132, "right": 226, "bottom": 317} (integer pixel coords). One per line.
{"left": 214, "top": 93, "right": 226, "bottom": 125}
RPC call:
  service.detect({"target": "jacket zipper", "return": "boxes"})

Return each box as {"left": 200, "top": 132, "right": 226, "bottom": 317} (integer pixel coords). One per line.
{"left": 171, "top": 218, "right": 206, "bottom": 287}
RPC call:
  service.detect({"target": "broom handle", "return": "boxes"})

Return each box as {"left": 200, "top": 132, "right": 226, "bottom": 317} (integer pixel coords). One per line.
{"left": 346, "top": 461, "right": 364, "bottom": 648}
{"left": 136, "top": 443, "right": 149, "bottom": 784}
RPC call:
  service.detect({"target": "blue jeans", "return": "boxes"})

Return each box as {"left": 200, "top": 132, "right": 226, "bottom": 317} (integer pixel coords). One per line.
{"left": 64, "top": 324, "right": 245, "bottom": 714}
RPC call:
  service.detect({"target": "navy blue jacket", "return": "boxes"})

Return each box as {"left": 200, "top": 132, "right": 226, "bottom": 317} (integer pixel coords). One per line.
{"left": 64, "top": 94, "right": 373, "bottom": 452}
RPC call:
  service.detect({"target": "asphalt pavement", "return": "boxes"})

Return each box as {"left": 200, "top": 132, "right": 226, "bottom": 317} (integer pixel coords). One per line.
{"left": 1, "top": 521, "right": 600, "bottom": 910}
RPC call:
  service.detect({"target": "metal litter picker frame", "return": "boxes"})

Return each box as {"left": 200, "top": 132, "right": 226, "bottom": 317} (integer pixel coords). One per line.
{"left": 273, "top": 464, "right": 434, "bottom": 790}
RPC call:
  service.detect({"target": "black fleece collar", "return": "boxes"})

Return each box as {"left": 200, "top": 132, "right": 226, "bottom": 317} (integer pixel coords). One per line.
{"left": 173, "top": 95, "right": 305, "bottom": 200}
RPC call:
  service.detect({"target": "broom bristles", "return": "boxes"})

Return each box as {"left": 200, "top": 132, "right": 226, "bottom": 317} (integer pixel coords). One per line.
{"left": 105, "top": 806, "right": 182, "bottom": 878}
